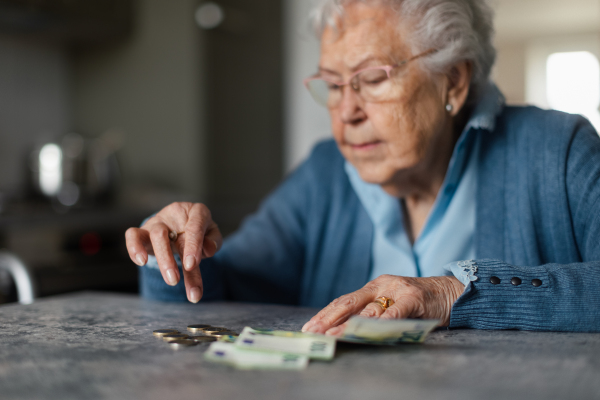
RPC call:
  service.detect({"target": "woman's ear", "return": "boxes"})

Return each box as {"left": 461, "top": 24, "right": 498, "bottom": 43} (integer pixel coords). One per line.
{"left": 445, "top": 61, "right": 473, "bottom": 116}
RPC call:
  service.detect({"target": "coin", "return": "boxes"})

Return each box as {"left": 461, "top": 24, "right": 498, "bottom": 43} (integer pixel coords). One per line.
{"left": 189, "top": 335, "right": 217, "bottom": 343}
{"left": 187, "top": 324, "right": 212, "bottom": 332}
{"left": 201, "top": 327, "right": 228, "bottom": 334}
{"left": 168, "top": 339, "right": 198, "bottom": 349}
{"left": 162, "top": 333, "right": 189, "bottom": 342}
{"left": 153, "top": 329, "right": 179, "bottom": 337}
{"left": 210, "top": 331, "right": 239, "bottom": 338}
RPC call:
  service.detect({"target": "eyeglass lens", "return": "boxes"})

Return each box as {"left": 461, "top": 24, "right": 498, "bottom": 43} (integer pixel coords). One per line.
{"left": 307, "top": 68, "right": 396, "bottom": 108}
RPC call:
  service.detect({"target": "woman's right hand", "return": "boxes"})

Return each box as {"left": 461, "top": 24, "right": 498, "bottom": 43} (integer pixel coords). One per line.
{"left": 125, "top": 202, "right": 222, "bottom": 303}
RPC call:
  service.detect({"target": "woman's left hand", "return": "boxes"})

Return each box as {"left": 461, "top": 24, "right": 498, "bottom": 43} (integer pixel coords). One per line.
{"left": 301, "top": 275, "right": 465, "bottom": 336}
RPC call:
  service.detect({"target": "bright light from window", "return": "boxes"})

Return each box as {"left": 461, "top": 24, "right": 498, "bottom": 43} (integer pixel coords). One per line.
{"left": 546, "top": 51, "right": 600, "bottom": 132}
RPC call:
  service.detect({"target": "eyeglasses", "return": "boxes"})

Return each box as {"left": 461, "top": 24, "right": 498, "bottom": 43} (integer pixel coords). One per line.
{"left": 304, "top": 48, "right": 437, "bottom": 108}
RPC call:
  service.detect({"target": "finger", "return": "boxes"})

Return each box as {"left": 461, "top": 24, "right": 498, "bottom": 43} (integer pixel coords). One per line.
{"left": 202, "top": 221, "right": 222, "bottom": 258}
{"left": 325, "top": 321, "right": 348, "bottom": 337}
{"left": 379, "top": 297, "right": 419, "bottom": 321}
{"left": 301, "top": 286, "right": 377, "bottom": 334}
{"left": 358, "top": 300, "right": 387, "bottom": 318}
{"left": 182, "top": 204, "right": 211, "bottom": 271}
{"left": 181, "top": 261, "right": 204, "bottom": 303}
{"left": 149, "top": 222, "right": 181, "bottom": 286}
{"left": 324, "top": 299, "right": 386, "bottom": 336}
{"left": 125, "top": 227, "right": 152, "bottom": 266}
{"left": 157, "top": 203, "right": 192, "bottom": 257}
{"left": 170, "top": 232, "right": 186, "bottom": 259}
{"left": 168, "top": 232, "right": 201, "bottom": 301}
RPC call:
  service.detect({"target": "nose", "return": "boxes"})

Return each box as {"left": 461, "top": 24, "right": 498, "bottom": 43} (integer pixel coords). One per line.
{"left": 338, "top": 85, "right": 367, "bottom": 125}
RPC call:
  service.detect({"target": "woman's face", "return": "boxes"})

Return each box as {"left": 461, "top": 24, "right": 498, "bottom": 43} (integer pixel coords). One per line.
{"left": 320, "top": 3, "right": 449, "bottom": 194}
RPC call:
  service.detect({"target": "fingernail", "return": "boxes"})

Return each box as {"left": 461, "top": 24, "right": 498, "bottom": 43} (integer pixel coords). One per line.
{"left": 166, "top": 269, "right": 178, "bottom": 286}
{"left": 307, "top": 324, "right": 321, "bottom": 334}
{"left": 184, "top": 255, "right": 196, "bottom": 271}
{"left": 189, "top": 287, "right": 201, "bottom": 303}
{"left": 211, "top": 240, "right": 218, "bottom": 252}
{"left": 301, "top": 321, "right": 314, "bottom": 332}
{"left": 135, "top": 254, "right": 145, "bottom": 266}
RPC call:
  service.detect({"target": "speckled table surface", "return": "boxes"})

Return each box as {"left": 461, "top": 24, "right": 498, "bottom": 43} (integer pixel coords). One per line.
{"left": 1, "top": 292, "right": 599, "bottom": 400}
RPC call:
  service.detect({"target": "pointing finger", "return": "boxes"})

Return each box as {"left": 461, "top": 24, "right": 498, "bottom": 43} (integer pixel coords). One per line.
{"left": 149, "top": 222, "right": 180, "bottom": 286}
{"left": 182, "top": 204, "right": 211, "bottom": 272}
{"left": 181, "top": 260, "right": 204, "bottom": 303}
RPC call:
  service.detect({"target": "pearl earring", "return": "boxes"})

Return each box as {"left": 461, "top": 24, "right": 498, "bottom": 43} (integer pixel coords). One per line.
{"left": 445, "top": 104, "right": 453, "bottom": 112}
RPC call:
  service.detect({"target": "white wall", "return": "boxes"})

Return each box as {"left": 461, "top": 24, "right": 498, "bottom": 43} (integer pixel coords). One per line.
{"left": 493, "top": 0, "right": 600, "bottom": 42}
{"left": 493, "top": 41, "right": 527, "bottom": 104}
{"left": 492, "top": 0, "right": 600, "bottom": 107}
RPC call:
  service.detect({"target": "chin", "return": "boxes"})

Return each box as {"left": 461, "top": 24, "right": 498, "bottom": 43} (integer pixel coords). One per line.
{"left": 352, "top": 161, "right": 394, "bottom": 185}
{"left": 352, "top": 154, "right": 421, "bottom": 193}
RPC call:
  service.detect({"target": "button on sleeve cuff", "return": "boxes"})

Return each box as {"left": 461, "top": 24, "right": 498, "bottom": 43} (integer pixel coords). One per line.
{"left": 449, "top": 259, "right": 552, "bottom": 330}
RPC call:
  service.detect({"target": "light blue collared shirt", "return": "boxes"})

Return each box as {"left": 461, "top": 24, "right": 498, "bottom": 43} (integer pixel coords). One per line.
{"left": 345, "top": 83, "right": 505, "bottom": 286}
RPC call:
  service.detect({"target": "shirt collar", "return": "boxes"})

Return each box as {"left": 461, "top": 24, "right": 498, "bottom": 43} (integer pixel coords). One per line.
{"left": 430, "top": 82, "right": 505, "bottom": 196}
{"left": 463, "top": 81, "right": 505, "bottom": 134}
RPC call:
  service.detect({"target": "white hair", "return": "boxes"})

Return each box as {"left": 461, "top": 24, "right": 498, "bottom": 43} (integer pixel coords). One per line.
{"left": 310, "top": 0, "right": 496, "bottom": 101}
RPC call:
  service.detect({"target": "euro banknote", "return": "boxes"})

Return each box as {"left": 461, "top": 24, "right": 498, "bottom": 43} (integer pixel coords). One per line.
{"left": 234, "top": 327, "right": 336, "bottom": 360}
{"left": 338, "top": 316, "right": 439, "bottom": 344}
{"left": 204, "top": 341, "right": 309, "bottom": 370}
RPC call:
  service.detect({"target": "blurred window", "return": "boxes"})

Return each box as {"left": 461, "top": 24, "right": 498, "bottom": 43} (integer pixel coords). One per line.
{"left": 546, "top": 51, "right": 600, "bottom": 131}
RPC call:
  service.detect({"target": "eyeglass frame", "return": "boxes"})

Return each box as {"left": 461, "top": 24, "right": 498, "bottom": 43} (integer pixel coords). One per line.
{"left": 303, "top": 48, "right": 438, "bottom": 107}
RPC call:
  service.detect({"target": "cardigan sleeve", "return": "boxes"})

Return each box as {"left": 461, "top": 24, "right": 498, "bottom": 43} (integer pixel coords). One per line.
{"left": 139, "top": 143, "right": 319, "bottom": 304}
{"left": 449, "top": 259, "right": 600, "bottom": 331}
{"left": 450, "top": 119, "right": 600, "bottom": 332}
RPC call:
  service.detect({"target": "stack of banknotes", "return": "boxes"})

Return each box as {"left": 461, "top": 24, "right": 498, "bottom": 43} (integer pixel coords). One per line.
{"left": 204, "top": 317, "right": 439, "bottom": 370}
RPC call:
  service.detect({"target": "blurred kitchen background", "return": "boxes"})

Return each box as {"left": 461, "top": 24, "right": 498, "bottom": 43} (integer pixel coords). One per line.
{"left": 0, "top": 0, "right": 598, "bottom": 304}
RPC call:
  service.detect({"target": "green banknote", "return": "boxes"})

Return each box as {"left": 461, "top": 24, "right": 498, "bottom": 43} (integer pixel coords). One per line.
{"left": 235, "top": 327, "right": 336, "bottom": 360}
{"left": 204, "top": 341, "right": 309, "bottom": 370}
{"left": 339, "top": 317, "right": 439, "bottom": 345}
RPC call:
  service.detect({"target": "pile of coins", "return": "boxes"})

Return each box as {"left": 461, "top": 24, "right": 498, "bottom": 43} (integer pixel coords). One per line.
{"left": 153, "top": 324, "right": 239, "bottom": 349}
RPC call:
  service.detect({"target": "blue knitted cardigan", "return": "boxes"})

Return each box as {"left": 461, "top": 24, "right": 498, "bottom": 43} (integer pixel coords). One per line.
{"left": 140, "top": 105, "right": 600, "bottom": 332}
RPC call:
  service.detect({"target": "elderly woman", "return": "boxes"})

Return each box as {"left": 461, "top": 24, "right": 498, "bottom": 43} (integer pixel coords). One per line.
{"left": 126, "top": 0, "right": 600, "bottom": 333}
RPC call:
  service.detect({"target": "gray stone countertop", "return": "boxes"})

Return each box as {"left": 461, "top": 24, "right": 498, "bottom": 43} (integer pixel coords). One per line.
{"left": 1, "top": 292, "right": 599, "bottom": 400}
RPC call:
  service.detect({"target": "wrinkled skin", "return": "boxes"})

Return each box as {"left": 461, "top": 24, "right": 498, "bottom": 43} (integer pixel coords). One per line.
{"left": 302, "top": 275, "right": 465, "bottom": 335}
{"left": 302, "top": 2, "right": 472, "bottom": 334}
{"left": 125, "top": 2, "right": 472, "bottom": 331}
{"left": 125, "top": 202, "right": 222, "bottom": 303}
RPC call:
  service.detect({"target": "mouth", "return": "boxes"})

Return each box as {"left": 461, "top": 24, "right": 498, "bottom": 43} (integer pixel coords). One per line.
{"left": 348, "top": 140, "right": 382, "bottom": 151}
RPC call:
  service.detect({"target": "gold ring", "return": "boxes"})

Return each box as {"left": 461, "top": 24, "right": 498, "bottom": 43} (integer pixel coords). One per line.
{"left": 168, "top": 231, "right": 185, "bottom": 241}
{"left": 374, "top": 296, "right": 395, "bottom": 311}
